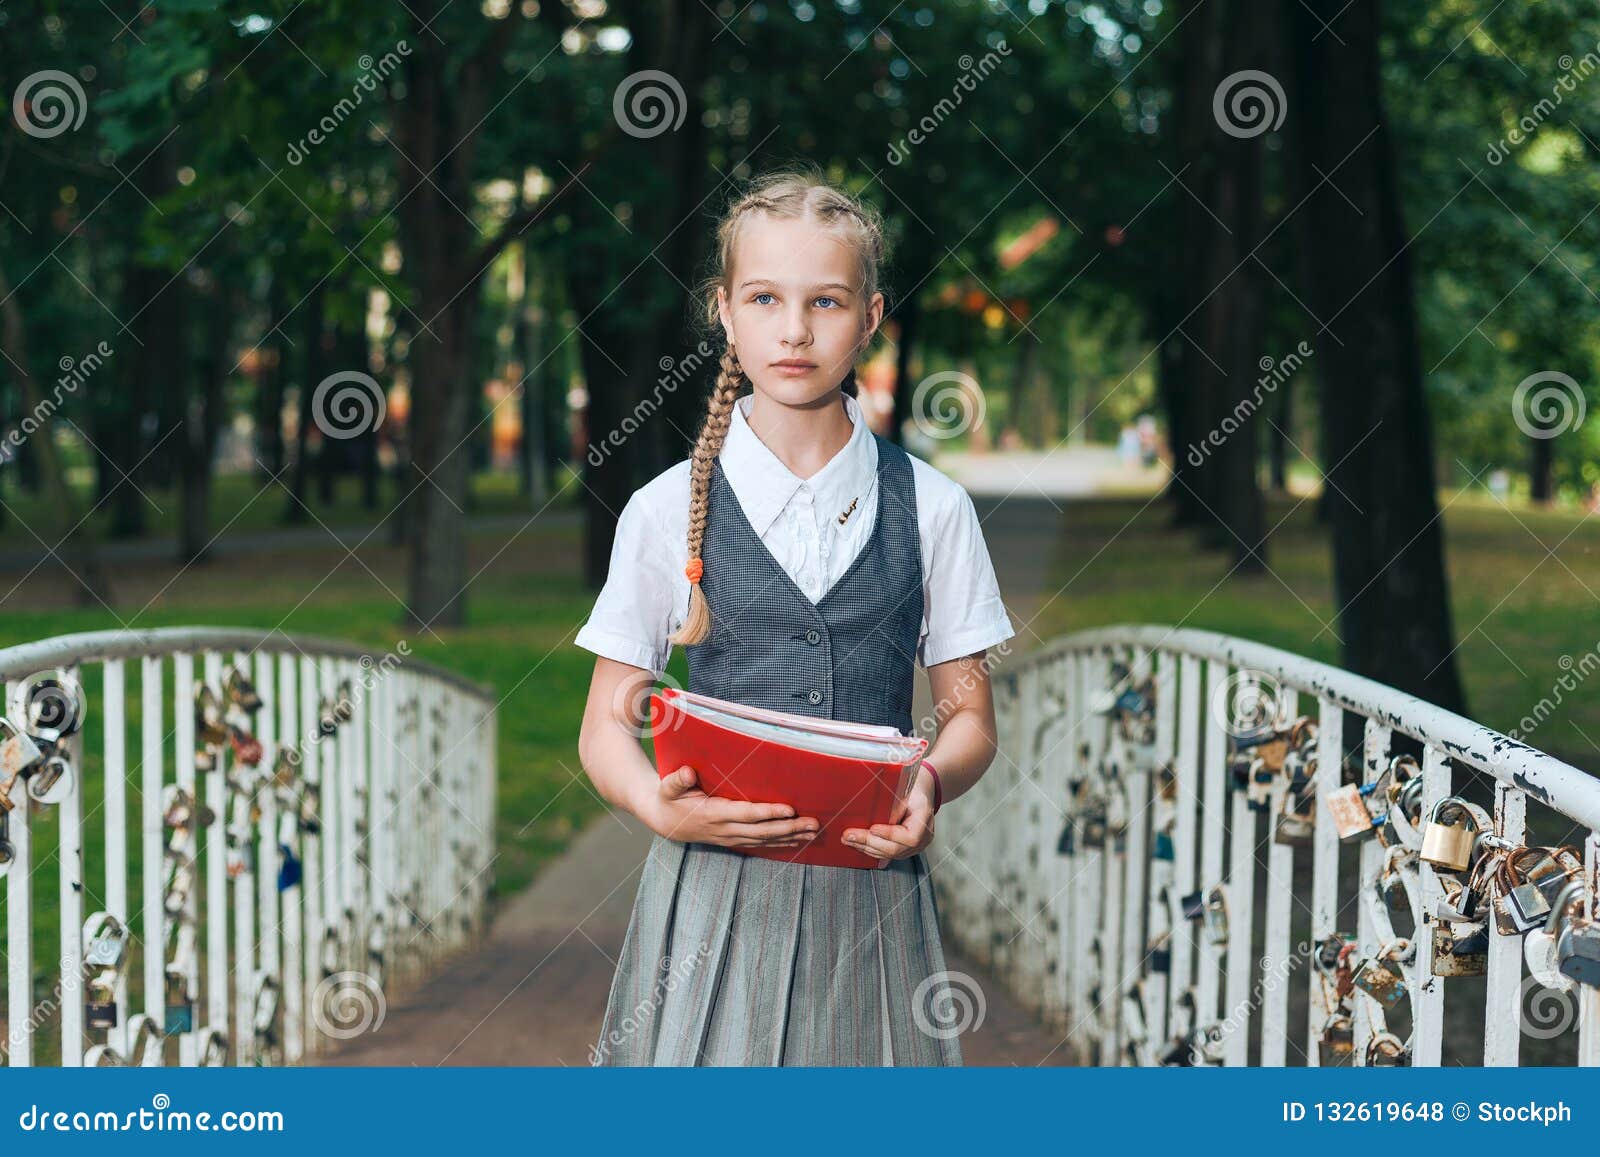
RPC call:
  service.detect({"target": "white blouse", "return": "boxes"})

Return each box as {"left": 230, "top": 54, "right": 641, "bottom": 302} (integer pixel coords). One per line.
{"left": 574, "top": 392, "right": 1015, "bottom": 680}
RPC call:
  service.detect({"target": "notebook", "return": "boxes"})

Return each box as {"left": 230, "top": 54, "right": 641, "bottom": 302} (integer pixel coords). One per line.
{"left": 647, "top": 686, "right": 930, "bottom": 870}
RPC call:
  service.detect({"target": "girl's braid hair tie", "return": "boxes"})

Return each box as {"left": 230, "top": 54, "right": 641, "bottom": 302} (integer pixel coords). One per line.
{"left": 685, "top": 559, "right": 704, "bottom": 584}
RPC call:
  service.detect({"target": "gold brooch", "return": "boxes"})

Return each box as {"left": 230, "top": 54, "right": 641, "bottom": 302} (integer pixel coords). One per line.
{"left": 838, "top": 497, "right": 859, "bottom": 525}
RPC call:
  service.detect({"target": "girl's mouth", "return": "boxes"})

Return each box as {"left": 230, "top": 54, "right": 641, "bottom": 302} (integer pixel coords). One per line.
{"left": 772, "top": 360, "right": 817, "bottom": 375}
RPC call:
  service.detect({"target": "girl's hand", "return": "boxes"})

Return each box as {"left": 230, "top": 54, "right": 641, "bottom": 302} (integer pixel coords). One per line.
{"left": 647, "top": 765, "right": 820, "bottom": 849}
{"left": 842, "top": 765, "right": 936, "bottom": 861}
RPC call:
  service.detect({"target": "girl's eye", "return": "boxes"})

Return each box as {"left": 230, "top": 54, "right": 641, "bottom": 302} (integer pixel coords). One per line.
{"left": 753, "top": 292, "right": 776, "bottom": 305}
{"left": 815, "top": 296, "right": 840, "bottom": 308}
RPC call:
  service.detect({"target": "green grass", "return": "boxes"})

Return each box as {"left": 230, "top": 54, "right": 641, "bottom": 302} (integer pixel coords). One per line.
{"left": 1021, "top": 487, "right": 1600, "bottom": 767}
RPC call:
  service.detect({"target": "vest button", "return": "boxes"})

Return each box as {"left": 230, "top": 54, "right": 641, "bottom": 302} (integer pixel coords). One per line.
{"left": 807, "top": 689, "right": 823, "bottom": 705}
{"left": 805, "top": 629, "right": 821, "bottom": 645}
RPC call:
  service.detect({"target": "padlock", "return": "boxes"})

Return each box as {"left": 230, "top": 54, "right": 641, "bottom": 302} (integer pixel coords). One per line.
{"left": 1547, "top": 880, "right": 1600, "bottom": 988}
{"left": 272, "top": 748, "right": 299, "bottom": 789}
{"left": 1055, "top": 820, "right": 1075, "bottom": 857}
{"left": 1203, "top": 885, "right": 1229, "bottom": 945}
{"left": 299, "top": 782, "right": 322, "bottom": 834}
{"left": 164, "top": 969, "right": 194, "bottom": 1034}
{"left": 194, "top": 684, "right": 229, "bottom": 746}
{"left": 1147, "top": 933, "right": 1171, "bottom": 974}
{"left": 1378, "top": 847, "right": 1414, "bottom": 918}
{"left": 1351, "top": 947, "right": 1407, "bottom": 1009}
{"left": 253, "top": 972, "right": 281, "bottom": 1041}
{"left": 225, "top": 666, "right": 264, "bottom": 715}
{"left": 85, "top": 970, "right": 118, "bottom": 1029}
{"left": 229, "top": 726, "right": 264, "bottom": 768}
{"left": 1247, "top": 765, "right": 1277, "bottom": 813}
{"left": 1431, "top": 920, "right": 1488, "bottom": 977}
{"left": 1435, "top": 873, "right": 1482, "bottom": 922}
{"left": 0, "top": 811, "right": 12, "bottom": 878}
{"left": 85, "top": 997, "right": 118, "bottom": 1030}
{"left": 317, "top": 696, "right": 339, "bottom": 736}
{"left": 12, "top": 670, "right": 86, "bottom": 743}
{"left": 1079, "top": 800, "right": 1108, "bottom": 850}
{"left": 226, "top": 844, "right": 253, "bottom": 879}
{"left": 1274, "top": 784, "right": 1316, "bottom": 847}
{"left": 26, "top": 753, "right": 73, "bottom": 806}
{"left": 0, "top": 717, "right": 45, "bottom": 805}
{"left": 1316, "top": 1013, "right": 1354, "bottom": 1066}
{"left": 1152, "top": 828, "right": 1175, "bottom": 862}
{"left": 1180, "top": 889, "right": 1205, "bottom": 922}
{"left": 1227, "top": 750, "right": 1253, "bottom": 794}
{"left": 277, "top": 843, "right": 302, "bottom": 892}
{"left": 83, "top": 912, "right": 128, "bottom": 968}
{"left": 1158, "top": 1033, "right": 1196, "bottom": 1066}
{"left": 1500, "top": 848, "right": 1555, "bottom": 933}
{"left": 334, "top": 680, "right": 355, "bottom": 722}
{"left": 1324, "top": 782, "right": 1380, "bottom": 842}
{"left": 1366, "top": 1030, "right": 1410, "bottom": 1067}
{"left": 1526, "top": 845, "right": 1582, "bottom": 906}
{"left": 1419, "top": 798, "right": 1478, "bottom": 872}
{"left": 1524, "top": 921, "right": 1575, "bottom": 993}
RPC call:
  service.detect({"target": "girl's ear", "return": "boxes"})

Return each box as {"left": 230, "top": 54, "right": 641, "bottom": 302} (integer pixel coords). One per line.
{"left": 859, "top": 290, "right": 885, "bottom": 353}
{"left": 716, "top": 285, "right": 735, "bottom": 348}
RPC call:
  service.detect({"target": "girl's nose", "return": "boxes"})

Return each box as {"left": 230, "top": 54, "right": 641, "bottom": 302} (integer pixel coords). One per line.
{"left": 783, "top": 307, "right": 811, "bottom": 347}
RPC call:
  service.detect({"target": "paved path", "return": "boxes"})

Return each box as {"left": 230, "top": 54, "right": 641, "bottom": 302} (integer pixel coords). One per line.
{"left": 324, "top": 484, "right": 1083, "bottom": 1067}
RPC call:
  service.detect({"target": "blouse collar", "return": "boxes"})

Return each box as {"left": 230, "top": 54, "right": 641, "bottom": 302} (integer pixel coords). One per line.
{"left": 718, "top": 391, "right": 879, "bottom": 537}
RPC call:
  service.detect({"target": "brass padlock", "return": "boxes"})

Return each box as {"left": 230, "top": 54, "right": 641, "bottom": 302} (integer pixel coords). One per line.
{"left": 1419, "top": 799, "right": 1477, "bottom": 871}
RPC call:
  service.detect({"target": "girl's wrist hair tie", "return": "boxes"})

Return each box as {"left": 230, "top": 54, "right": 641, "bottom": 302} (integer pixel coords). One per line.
{"left": 920, "top": 760, "right": 943, "bottom": 814}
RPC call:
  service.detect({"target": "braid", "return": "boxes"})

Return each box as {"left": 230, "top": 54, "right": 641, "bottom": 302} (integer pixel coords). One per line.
{"left": 667, "top": 345, "right": 748, "bottom": 646}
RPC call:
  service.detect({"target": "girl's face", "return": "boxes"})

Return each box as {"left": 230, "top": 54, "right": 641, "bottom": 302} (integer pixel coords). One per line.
{"left": 717, "top": 213, "right": 883, "bottom": 408}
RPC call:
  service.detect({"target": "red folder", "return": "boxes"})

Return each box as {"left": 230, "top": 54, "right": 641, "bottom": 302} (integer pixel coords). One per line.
{"left": 647, "top": 687, "right": 929, "bottom": 870}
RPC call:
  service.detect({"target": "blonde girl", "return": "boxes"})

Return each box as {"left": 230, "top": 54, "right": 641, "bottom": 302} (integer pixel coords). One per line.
{"left": 576, "top": 165, "right": 1014, "bottom": 1065}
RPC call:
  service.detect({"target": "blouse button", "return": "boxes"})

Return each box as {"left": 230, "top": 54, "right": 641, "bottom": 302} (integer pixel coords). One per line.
{"left": 805, "top": 629, "right": 821, "bottom": 645}
{"left": 807, "top": 689, "right": 823, "bottom": 705}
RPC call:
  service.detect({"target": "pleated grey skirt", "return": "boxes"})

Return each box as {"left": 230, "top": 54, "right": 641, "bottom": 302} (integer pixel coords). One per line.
{"left": 591, "top": 833, "right": 964, "bottom": 1066}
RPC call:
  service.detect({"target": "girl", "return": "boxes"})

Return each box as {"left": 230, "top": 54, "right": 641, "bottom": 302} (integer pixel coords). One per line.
{"left": 575, "top": 167, "right": 1014, "bottom": 1066}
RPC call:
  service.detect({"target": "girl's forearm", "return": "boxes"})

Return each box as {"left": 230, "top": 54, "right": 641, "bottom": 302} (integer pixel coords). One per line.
{"left": 920, "top": 704, "right": 997, "bottom": 807}
{"left": 579, "top": 724, "right": 660, "bottom": 827}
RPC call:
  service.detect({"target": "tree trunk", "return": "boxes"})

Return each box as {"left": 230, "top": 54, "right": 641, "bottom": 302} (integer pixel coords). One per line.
{"left": 0, "top": 263, "right": 112, "bottom": 606}
{"left": 1528, "top": 432, "right": 1553, "bottom": 505}
{"left": 1288, "top": 0, "right": 1467, "bottom": 712}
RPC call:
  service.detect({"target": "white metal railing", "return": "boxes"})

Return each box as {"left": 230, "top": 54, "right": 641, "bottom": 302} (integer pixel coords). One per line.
{"left": 937, "top": 625, "right": 1600, "bottom": 1067}
{"left": 0, "top": 627, "right": 497, "bottom": 1067}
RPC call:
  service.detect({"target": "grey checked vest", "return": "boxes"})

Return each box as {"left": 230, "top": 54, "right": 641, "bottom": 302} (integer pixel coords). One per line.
{"left": 685, "top": 433, "right": 923, "bottom": 736}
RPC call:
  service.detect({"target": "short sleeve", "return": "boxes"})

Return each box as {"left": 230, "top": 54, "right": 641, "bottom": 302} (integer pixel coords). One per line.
{"left": 573, "top": 490, "right": 678, "bottom": 679}
{"left": 919, "top": 487, "right": 1015, "bottom": 667}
